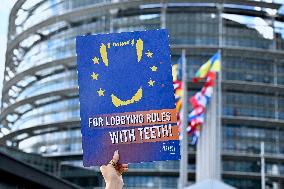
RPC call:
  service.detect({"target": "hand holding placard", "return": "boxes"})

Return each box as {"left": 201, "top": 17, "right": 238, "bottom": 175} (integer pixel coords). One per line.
{"left": 100, "top": 150, "right": 128, "bottom": 189}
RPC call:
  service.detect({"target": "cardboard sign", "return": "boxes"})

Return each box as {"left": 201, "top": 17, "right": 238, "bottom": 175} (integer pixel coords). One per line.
{"left": 76, "top": 29, "right": 180, "bottom": 166}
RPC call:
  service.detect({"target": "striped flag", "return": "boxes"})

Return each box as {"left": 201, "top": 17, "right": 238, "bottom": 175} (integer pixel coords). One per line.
{"left": 192, "top": 51, "right": 220, "bottom": 82}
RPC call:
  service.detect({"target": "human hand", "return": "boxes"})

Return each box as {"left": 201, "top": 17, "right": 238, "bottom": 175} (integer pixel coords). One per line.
{"left": 100, "top": 150, "right": 128, "bottom": 189}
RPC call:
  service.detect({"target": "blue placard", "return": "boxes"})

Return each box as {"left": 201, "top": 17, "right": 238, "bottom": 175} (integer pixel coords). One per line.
{"left": 76, "top": 29, "right": 180, "bottom": 166}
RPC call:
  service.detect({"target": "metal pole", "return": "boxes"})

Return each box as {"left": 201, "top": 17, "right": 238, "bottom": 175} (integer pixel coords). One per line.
{"left": 272, "top": 14, "right": 276, "bottom": 50}
{"left": 109, "top": 14, "right": 113, "bottom": 33}
{"left": 160, "top": 0, "right": 167, "bottom": 29}
{"left": 261, "top": 141, "right": 265, "bottom": 189}
{"left": 196, "top": 76, "right": 219, "bottom": 181}
{"left": 109, "top": 0, "right": 119, "bottom": 33}
{"left": 179, "top": 49, "right": 188, "bottom": 189}
{"left": 216, "top": 49, "right": 222, "bottom": 180}
{"left": 217, "top": 2, "right": 223, "bottom": 180}
{"left": 196, "top": 3, "right": 223, "bottom": 182}
{"left": 218, "top": 3, "right": 223, "bottom": 48}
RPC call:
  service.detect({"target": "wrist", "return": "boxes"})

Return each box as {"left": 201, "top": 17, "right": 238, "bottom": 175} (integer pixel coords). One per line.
{"left": 105, "top": 179, "right": 123, "bottom": 189}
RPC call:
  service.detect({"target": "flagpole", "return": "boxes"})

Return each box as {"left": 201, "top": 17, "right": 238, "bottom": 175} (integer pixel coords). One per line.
{"left": 179, "top": 49, "right": 188, "bottom": 189}
{"left": 216, "top": 48, "right": 222, "bottom": 181}
{"left": 196, "top": 3, "right": 223, "bottom": 182}
{"left": 160, "top": 0, "right": 167, "bottom": 29}
{"left": 261, "top": 141, "right": 265, "bottom": 189}
{"left": 217, "top": 2, "right": 223, "bottom": 180}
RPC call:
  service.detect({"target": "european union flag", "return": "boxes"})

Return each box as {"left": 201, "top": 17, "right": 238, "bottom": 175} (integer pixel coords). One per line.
{"left": 76, "top": 29, "right": 180, "bottom": 166}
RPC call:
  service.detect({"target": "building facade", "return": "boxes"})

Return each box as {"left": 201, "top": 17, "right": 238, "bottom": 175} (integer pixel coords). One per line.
{"left": 1, "top": 0, "right": 284, "bottom": 188}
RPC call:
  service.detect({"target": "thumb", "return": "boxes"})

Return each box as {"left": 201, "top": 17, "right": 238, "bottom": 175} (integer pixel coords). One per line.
{"left": 112, "top": 150, "right": 119, "bottom": 164}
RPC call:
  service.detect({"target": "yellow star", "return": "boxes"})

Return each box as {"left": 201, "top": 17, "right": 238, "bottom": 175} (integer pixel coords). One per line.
{"left": 92, "top": 56, "right": 99, "bottom": 64}
{"left": 97, "top": 88, "right": 105, "bottom": 96}
{"left": 91, "top": 72, "right": 99, "bottom": 80}
{"left": 150, "top": 66, "right": 158, "bottom": 72}
{"left": 145, "top": 50, "right": 153, "bottom": 58}
{"left": 148, "top": 79, "right": 155, "bottom": 87}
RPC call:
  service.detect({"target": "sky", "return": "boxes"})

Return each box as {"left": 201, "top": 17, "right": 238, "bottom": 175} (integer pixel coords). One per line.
{"left": 0, "top": 1, "right": 15, "bottom": 106}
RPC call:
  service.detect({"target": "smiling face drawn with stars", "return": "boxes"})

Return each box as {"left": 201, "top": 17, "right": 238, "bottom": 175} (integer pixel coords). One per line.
{"left": 76, "top": 30, "right": 179, "bottom": 167}
{"left": 91, "top": 38, "right": 155, "bottom": 108}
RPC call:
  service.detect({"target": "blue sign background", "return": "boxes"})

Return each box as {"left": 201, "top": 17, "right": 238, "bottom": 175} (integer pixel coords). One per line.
{"left": 76, "top": 29, "right": 180, "bottom": 166}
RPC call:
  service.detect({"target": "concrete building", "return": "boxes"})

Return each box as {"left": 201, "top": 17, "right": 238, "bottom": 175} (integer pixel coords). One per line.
{"left": 1, "top": 0, "right": 284, "bottom": 188}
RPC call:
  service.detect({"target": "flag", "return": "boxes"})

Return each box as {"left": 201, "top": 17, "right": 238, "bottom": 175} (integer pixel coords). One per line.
{"left": 172, "top": 57, "right": 183, "bottom": 82}
{"left": 190, "top": 59, "right": 218, "bottom": 109}
{"left": 172, "top": 64, "right": 178, "bottom": 82}
{"left": 187, "top": 51, "right": 221, "bottom": 145}
{"left": 189, "top": 113, "right": 204, "bottom": 128}
{"left": 176, "top": 98, "right": 182, "bottom": 112}
{"left": 190, "top": 91, "right": 210, "bottom": 108}
{"left": 187, "top": 123, "right": 201, "bottom": 145}
{"left": 187, "top": 106, "right": 205, "bottom": 132}
{"left": 172, "top": 56, "right": 183, "bottom": 131}
{"left": 192, "top": 60, "right": 211, "bottom": 82}
{"left": 173, "top": 80, "right": 182, "bottom": 88}
{"left": 173, "top": 78, "right": 182, "bottom": 113}
{"left": 190, "top": 130, "right": 200, "bottom": 145}
{"left": 173, "top": 81, "right": 182, "bottom": 99}
{"left": 188, "top": 106, "right": 205, "bottom": 122}
{"left": 201, "top": 86, "right": 213, "bottom": 98}
{"left": 192, "top": 51, "right": 220, "bottom": 82}
{"left": 176, "top": 56, "right": 183, "bottom": 81}
{"left": 209, "top": 52, "right": 221, "bottom": 72}
{"left": 203, "top": 71, "right": 216, "bottom": 88}
{"left": 187, "top": 105, "right": 205, "bottom": 144}
{"left": 187, "top": 109, "right": 205, "bottom": 145}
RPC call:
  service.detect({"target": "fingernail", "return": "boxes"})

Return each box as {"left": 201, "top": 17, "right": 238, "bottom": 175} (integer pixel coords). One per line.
{"left": 115, "top": 150, "right": 118, "bottom": 154}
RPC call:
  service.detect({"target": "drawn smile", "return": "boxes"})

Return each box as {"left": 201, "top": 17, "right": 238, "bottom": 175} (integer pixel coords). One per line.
{"left": 111, "top": 87, "right": 143, "bottom": 107}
